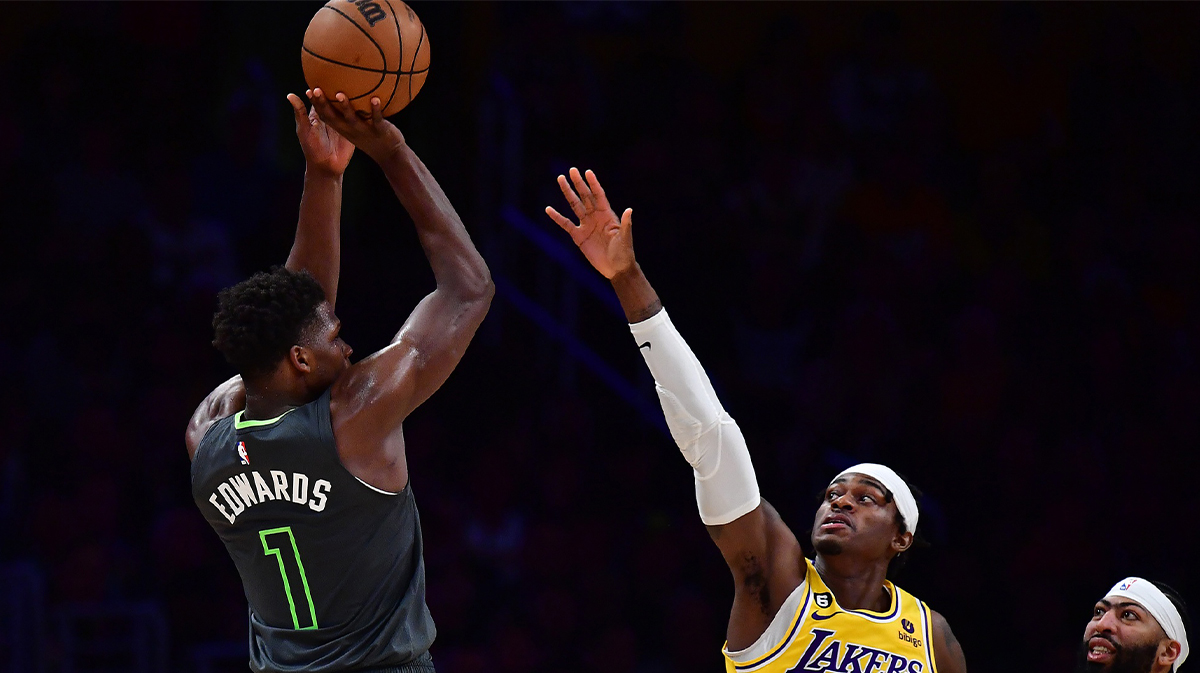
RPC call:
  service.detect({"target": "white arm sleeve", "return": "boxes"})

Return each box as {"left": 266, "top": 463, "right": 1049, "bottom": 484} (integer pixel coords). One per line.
{"left": 629, "top": 309, "right": 760, "bottom": 526}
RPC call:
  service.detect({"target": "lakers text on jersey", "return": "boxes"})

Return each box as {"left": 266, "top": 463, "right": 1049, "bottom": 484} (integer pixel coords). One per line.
{"left": 723, "top": 558, "right": 937, "bottom": 673}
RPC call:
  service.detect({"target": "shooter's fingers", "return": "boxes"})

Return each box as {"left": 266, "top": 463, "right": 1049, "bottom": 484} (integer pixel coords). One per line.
{"left": 329, "top": 91, "right": 358, "bottom": 121}
{"left": 584, "top": 170, "right": 611, "bottom": 212}
{"left": 310, "top": 88, "right": 339, "bottom": 123}
{"left": 312, "top": 88, "right": 353, "bottom": 126}
{"left": 545, "top": 206, "right": 578, "bottom": 234}
{"left": 369, "top": 97, "right": 384, "bottom": 126}
{"left": 556, "top": 174, "right": 587, "bottom": 219}
{"left": 568, "top": 167, "right": 595, "bottom": 210}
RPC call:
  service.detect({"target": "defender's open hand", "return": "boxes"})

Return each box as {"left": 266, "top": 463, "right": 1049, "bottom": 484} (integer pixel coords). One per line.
{"left": 289, "top": 91, "right": 354, "bottom": 176}
{"left": 546, "top": 168, "right": 635, "bottom": 280}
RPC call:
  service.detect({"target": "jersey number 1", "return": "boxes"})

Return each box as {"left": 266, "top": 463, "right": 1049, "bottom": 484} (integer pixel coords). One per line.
{"left": 260, "top": 526, "right": 318, "bottom": 630}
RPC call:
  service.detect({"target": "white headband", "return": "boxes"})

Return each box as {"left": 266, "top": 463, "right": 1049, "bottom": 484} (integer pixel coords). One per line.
{"left": 1105, "top": 577, "right": 1189, "bottom": 669}
{"left": 832, "top": 463, "right": 918, "bottom": 534}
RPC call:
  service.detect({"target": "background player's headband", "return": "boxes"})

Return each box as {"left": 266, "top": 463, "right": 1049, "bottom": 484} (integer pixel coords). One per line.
{"left": 1106, "top": 577, "right": 1190, "bottom": 668}
{"left": 832, "top": 463, "right": 919, "bottom": 534}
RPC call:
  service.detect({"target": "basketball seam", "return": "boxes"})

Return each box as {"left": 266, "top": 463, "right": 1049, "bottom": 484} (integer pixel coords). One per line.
{"left": 319, "top": 5, "right": 387, "bottom": 96}
{"left": 381, "top": 0, "right": 402, "bottom": 114}
{"left": 302, "top": 45, "right": 429, "bottom": 76}
{"left": 408, "top": 21, "right": 425, "bottom": 106}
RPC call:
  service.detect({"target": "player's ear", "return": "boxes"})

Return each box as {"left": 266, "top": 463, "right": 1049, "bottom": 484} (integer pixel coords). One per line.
{"left": 1157, "top": 639, "right": 1181, "bottom": 667}
{"left": 892, "top": 530, "right": 913, "bottom": 554}
{"left": 290, "top": 345, "right": 313, "bottom": 373}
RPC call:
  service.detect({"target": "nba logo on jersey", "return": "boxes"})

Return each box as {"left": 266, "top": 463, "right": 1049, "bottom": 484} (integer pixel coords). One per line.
{"left": 237, "top": 441, "right": 250, "bottom": 465}
{"left": 814, "top": 592, "right": 832, "bottom": 609}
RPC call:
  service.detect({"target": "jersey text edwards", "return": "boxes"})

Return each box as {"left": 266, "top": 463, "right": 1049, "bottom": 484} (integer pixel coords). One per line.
{"left": 207, "top": 470, "right": 331, "bottom": 524}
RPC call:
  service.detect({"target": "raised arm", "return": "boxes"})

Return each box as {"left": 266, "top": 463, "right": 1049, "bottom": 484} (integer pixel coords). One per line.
{"left": 185, "top": 92, "right": 353, "bottom": 461}
{"left": 547, "top": 168, "right": 804, "bottom": 649}
{"left": 309, "top": 91, "right": 493, "bottom": 491}
{"left": 284, "top": 91, "right": 355, "bottom": 307}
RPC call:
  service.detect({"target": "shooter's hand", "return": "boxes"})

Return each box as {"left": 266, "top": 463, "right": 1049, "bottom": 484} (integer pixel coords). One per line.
{"left": 289, "top": 92, "right": 355, "bottom": 176}
{"left": 309, "top": 88, "right": 406, "bottom": 163}
{"left": 546, "top": 168, "right": 636, "bottom": 280}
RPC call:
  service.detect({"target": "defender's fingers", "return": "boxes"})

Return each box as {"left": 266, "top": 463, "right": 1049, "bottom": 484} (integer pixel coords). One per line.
{"left": 556, "top": 174, "right": 586, "bottom": 217}
{"left": 620, "top": 208, "right": 633, "bottom": 229}
{"left": 585, "top": 170, "right": 611, "bottom": 211}
{"left": 545, "top": 206, "right": 577, "bottom": 233}
{"left": 568, "top": 167, "right": 595, "bottom": 207}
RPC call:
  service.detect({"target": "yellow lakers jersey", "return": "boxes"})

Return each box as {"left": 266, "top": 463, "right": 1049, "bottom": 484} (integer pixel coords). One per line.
{"left": 723, "top": 558, "right": 937, "bottom": 673}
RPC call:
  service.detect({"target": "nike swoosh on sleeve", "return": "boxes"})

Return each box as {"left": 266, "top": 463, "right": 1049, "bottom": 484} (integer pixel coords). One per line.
{"left": 638, "top": 342, "right": 652, "bottom": 350}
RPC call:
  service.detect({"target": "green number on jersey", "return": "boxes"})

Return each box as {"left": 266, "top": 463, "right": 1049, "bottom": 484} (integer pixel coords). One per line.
{"left": 259, "top": 526, "right": 318, "bottom": 630}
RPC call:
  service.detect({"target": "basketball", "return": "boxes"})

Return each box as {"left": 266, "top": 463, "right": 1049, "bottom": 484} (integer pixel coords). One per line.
{"left": 301, "top": 0, "right": 430, "bottom": 118}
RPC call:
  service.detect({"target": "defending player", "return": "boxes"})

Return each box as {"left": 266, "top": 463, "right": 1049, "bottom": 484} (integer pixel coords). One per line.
{"left": 1081, "top": 577, "right": 1190, "bottom": 672}
{"left": 547, "top": 168, "right": 967, "bottom": 673}
{"left": 185, "top": 90, "right": 492, "bottom": 673}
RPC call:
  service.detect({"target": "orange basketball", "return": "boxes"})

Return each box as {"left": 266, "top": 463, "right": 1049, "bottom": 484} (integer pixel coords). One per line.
{"left": 301, "top": 0, "right": 430, "bottom": 118}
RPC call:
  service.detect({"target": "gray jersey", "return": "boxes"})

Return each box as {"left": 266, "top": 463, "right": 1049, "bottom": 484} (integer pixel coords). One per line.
{"left": 191, "top": 388, "right": 435, "bottom": 672}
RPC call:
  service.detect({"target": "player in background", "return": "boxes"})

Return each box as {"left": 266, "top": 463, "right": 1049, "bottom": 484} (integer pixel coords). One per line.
{"left": 547, "top": 168, "right": 967, "bottom": 673}
{"left": 185, "top": 90, "right": 492, "bottom": 673}
{"left": 1081, "top": 577, "right": 1190, "bottom": 673}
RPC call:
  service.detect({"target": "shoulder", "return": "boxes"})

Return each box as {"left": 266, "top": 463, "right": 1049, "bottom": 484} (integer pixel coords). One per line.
{"left": 928, "top": 608, "right": 968, "bottom": 673}
{"left": 329, "top": 344, "right": 420, "bottom": 410}
{"left": 185, "top": 376, "right": 244, "bottom": 462}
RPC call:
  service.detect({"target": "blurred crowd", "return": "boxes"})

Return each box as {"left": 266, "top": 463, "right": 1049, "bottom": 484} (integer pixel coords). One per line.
{"left": 1, "top": 3, "right": 1198, "bottom": 672}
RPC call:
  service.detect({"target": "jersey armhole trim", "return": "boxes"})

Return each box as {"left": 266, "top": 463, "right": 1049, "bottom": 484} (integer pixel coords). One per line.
{"left": 919, "top": 599, "right": 938, "bottom": 673}
{"left": 324, "top": 392, "right": 406, "bottom": 497}
{"left": 724, "top": 580, "right": 810, "bottom": 669}
{"left": 353, "top": 474, "right": 401, "bottom": 496}
{"left": 190, "top": 415, "right": 233, "bottom": 477}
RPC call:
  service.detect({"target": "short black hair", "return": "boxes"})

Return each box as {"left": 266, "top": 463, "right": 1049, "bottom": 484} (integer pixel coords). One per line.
{"left": 1146, "top": 579, "right": 1191, "bottom": 672}
{"left": 212, "top": 267, "right": 326, "bottom": 379}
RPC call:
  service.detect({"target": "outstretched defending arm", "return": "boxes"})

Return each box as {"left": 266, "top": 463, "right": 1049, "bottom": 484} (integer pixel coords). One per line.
{"left": 310, "top": 91, "right": 493, "bottom": 493}
{"left": 186, "top": 92, "right": 355, "bottom": 460}
{"left": 547, "top": 168, "right": 804, "bottom": 649}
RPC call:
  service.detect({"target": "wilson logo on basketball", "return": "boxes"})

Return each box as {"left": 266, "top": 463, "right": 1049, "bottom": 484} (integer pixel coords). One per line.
{"left": 348, "top": 0, "right": 386, "bottom": 27}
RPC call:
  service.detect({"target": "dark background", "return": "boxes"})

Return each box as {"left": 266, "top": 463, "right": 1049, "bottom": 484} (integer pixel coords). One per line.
{"left": 1, "top": 2, "right": 1198, "bottom": 672}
